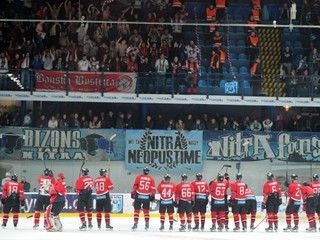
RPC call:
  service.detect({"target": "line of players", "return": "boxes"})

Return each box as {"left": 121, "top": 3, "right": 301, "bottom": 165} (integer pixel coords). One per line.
{"left": 130, "top": 167, "right": 320, "bottom": 233}
{"left": 1, "top": 167, "right": 320, "bottom": 233}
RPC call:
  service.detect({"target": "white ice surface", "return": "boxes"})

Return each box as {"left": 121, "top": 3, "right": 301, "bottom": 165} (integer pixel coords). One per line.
{"left": 1, "top": 217, "right": 319, "bottom": 240}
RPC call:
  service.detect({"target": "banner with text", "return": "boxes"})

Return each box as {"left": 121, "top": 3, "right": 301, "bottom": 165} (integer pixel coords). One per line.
{"left": 202, "top": 131, "right": 320, "bottom": 162}
{"left": 35, "top": 71, "right": 137, "bottom": 93}
{"left": 0, "top": 128, "right": 125, "bottom": 162}
{"left": 125, "top": 130, "right": 203, "bottom": 172}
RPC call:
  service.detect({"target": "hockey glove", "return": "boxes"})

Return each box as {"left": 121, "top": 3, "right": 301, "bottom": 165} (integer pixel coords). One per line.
{"left": 224, "top": 173, "right": 230, "bottom": 180}
{"left": 131, "top": 192, "right": 136, "bottom": 199}
{"left": 20, "top": 199, "right": 25, "bottom": 207}
{"left": 174, "top": 202, "right": 179, "bottom": 208}
{"left": 278, "top": 198, "right": 282, "bottom": 206}
{"left": 262, "top": 202, "right": 266, "bottom": 209}
{"left": 1, "top": 198, "right": 5, "bottom": 205}
{"left": 150, "top": 195, "right": 155, "bottom": 202}
{"left": 228, "top": 199, "right": 233, "bottom": 207}
{"left": 302, "top": 203, "right": 306, "bottom": 212}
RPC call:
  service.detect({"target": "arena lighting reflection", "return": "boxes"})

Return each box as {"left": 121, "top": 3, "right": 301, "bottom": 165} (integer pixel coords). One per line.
{"left": 284, "top": 105, "right": 291, "bottom": 112}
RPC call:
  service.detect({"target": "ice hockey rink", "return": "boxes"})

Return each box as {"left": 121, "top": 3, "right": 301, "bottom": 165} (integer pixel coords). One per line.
{"left": 1, "top": 216, "right": 319, "bottom": 240}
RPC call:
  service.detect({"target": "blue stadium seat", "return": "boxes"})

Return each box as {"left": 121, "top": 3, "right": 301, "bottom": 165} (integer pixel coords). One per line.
{"left": 229, "top": 53, "right": 237, "bottom": 60}
{"left": 240, "top": 66, "right": 249, "bottom": 74}
{"left": 294, "top": 41, "right": 303, "bottom": 48}
{"left": 243, "top": 80, "right": 251, "bottom": 88}
{"left": 219, "top": 79, "right": 227, "bottom": 88}
{"left": 198, "top": 79, "right": 207, "bottom": 87}
{"left": 238, "top": 53, "right": 248, "bottom": 60}
{"left": 229, "top": 66, "right": 238, "bottom": 73}
{"left": 236, "top": 27, "right": 245, "bottom": 34}
{"left": 237, "top": 40, "right": 246, "bottom": 47}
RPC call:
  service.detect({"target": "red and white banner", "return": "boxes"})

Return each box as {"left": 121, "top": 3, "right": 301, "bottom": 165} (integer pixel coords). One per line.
{"left": 35, "top": 71, "right": 137, "bottom": 93}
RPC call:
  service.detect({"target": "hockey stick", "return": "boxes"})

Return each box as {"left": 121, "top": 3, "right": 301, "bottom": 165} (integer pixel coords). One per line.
{"left": 21, "top": 206, "right": 33, "bottom": 219}
{"left": 213, "top": 164, "right": 232, "bottom": 181}
{"left": 108, "top": 134, "right": 117, "bottom": 178}
{"left": 251, "top": 215, "right": 267, "bottom": 231}
{"left": 79, "top": 156, "right": 86, "bottom": 177}
{"left": 41, "top": 155, "right": 48, "bottom": 170}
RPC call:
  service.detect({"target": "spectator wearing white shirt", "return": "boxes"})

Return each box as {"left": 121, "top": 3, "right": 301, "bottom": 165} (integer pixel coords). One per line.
{"left": 20, "top": 52, "right": 31, "bottom": 89}
{"left": 48, "top": 116, "right": 58, "bottom": 128}
{"left": 89, "top": 115, "right": 101, "bottom": 128}
{"left": 42, "top": 49, "right": 55, "bottom": 70}
{"left": 78, "top": 55, "right": 91, "bottom": 71}
{"left": 0, "top": 51, "right": 9, "bottom": 90}
{"left": 23, "top": 109, "right": 32, "bottom": 127}
{"left": 154, "top": 54, "right": 169, "bottom": 93}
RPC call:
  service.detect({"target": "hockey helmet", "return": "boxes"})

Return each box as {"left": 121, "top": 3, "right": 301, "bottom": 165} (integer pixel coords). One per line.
{"left": 143, "top": 166, "right": 150, "bottom": 175}
{"left": 164, "top": 174, "right": 171, "bottom": 182}
{"left": 196, "top": 173, "right": 203, "bottom": 180}
{"left": 181, "top": 173, "right": 188, "bottom": 181}
{"left": 291, "top": 173, "right": 298, "bottom": 180}
{"left": 267, "top": 172, "right": 274, "bottom": 180}
{"left": 313, "top": 174, "right": 319, "bottom": 181}
{"left": 236, "top": 173, "right": 242, "bottom": 180}
{"left": 302, "top": 181, "right": 309, "bottom": 186}
{"left": 44, "top": 168, "right": 50, "bottom": 176}
{"left": 11, "top": 174, "right": 18, "bottom": 182}
{"left": 82, "top": 168, "right": 89, "bottom": 176}
{"left": 99, "top": 169, "right": 107, "bottom": 176}
{"left": 217, "top": 174, "right": 224, "bottom": 182}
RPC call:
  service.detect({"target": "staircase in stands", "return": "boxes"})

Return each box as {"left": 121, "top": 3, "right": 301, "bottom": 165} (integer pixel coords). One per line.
{"left": 258, "top": 28, "right": 286, "bottom": 97}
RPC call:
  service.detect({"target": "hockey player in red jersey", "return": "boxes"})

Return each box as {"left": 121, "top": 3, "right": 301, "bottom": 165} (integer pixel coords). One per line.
{"left": 131, "top": 166, "right": 156, "bottom": 231}
{"left": 245, "top": 184, "right": 257, "bottom": 231}
{"left": 309, "top": 173, "right": 320, "bottom": 230}
{"left": 191, "top": 173, "right": 209, "bottom": 231}
{"left": 209, "top": 173, "right": 229, "bottom": 232}
{"left": 262, "top": 172, "right": 282, "bottom": 232}
{"left": 302, "top": 181, "right": 317, "bottom": 232}
{"left": 75, "top": 168, "right": 94, "bottom": 231}
{"left": 230, "top": 173, "right": 247, "bottom": 231}
{"left": 283, "top": 173, "right": 302, "bottom": 232}
{"left": 33, "top": 168, "right": 56, "bottom": 229}
{"left": 1, "top": 174, "right": 25, "bottom": 229}
{"left": 45, "top": 172, "right": 67, "bottom": 232}
{"left": 94, "top": 169, "right": 114, "bottom": 230}
{"left": 157, "top": 174, "right": 176, "bottom": 231}
{"left": 175, "top": 173, "right": 195, "bottom": 232}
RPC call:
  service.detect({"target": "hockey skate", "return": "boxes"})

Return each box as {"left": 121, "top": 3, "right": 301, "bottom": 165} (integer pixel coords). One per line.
{"left": 274, "top": 223, "right": 278, "bottom": 232}
{"left": 145, "top": 222, "right": 149, "bottom": 231}
{"left": 79, "top": 222, "right": 87, "bottom": 231}
{"left": 106, "top": 224, "right": 113, "bottom": 231}
{"left": 306, "top": 226, "right": 316, "bottom": 232}
{"left": 200, "top": 223, "right": 205, "bottom": 231}
{"left": 97, "top": 222, "right": 101, "bottom": 230}
{"left": 192, "top": 223, "right": 199, "bottom": 231}
{"left": 210, "top": 224, "right": 216, "bottom": 232}
{"left": 233, "top": 226, "right": 240, "bottom": 232}
{"left": 33, "top": 224, "right": 39, "bottom": 230}
{"left": 242, "top": 222, "right": 247, "bottom": 232}
{"left": 179, "top": 224, "right": 186, "bottom": 232}
{"left": 159, "top": 223, "right": 164, "bottom": 231}
{"left": 291, "top": 225, "right": 298, "bottom": 232}
{"left": 283, "top": 224, "right": 292, "bottom": 232}
{"left": 188, "top": 224, "right": 192, "bottom": 231}
{"left": 14, "top": 222, "right": 17, "bottom": 229}
{"left": 250, "top": 223, "right": 254, "bottom": 231}
{"left": 169, "top": 222, "right": 173, "bottom": 231}
{"left": 2, "top": 223, "right": 6, "bottom": 229}
{"left": 218, "top": 224, "right": 224, "bottom": 232}
{"left": 265, "top": 225, "right": 273, "bottom": 232}
{"left": 225, "top": 225, "right": 229, "bottom": 231}
{"left": 132, "top": 222, "right": 138, "bottom": 231}
{"left": 88, "top": 221, "right": 93, "bottom": 230}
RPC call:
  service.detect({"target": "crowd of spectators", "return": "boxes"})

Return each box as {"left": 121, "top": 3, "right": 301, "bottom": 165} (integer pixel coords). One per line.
{"left": 1, "top": 106, "right": 319, "bottom": 132}
{"left": 0, "top": 0, "right": 318, "bottom": 94}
